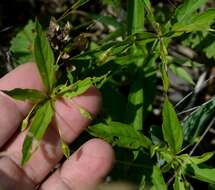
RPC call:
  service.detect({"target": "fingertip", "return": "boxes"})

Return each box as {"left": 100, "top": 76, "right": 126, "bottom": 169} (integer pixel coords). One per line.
{"left": 60, "top": 138, "right": 115, "bottom": 188}
{"left": 40, "top": 139, "right": 115, "bottom": 190}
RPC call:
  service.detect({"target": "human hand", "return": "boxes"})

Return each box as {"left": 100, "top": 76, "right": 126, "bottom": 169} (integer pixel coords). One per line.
{"left": 0, "top": 63, "right": 114, "bottom": 190}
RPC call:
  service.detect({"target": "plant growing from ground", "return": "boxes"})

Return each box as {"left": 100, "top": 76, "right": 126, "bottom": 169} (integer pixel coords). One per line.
{"left": 5, "top": 0, "right": 215, "bottom": 189}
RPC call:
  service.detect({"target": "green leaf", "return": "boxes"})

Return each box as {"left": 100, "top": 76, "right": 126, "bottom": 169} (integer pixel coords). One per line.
{"left": 162, "top": 98, "right": 183, "bottom": 153}
{"left": 90, "top": 14, "right": 123, "bottom": 29}
{"left": 59, "top": 74, "right": 108, "bottom": 99}
{"left": 88, "top": 121, "right": 152, "bottom": 150}
{"left": 190, "top": 152, "right": 215, "bottom": 165}
{"left": 170, "top": 65, "right": 195, "bottom": 85}
{"left": 34, "top": 20, "right": 56, "bottom": 93}
{"left": 172, "top": 9, "right": 215, "bottom": 33}
{"left": 126, "top": 73, "right": 156, "bottom": 131}
{"left": 10, "top": 20, "right": 36, "bottom": 65}
{"left": 127, "top": 0, "right": 145, "bottom": 35}
{"left": 61, "top": 139, "right": 70, "bottom": 158}
{"left": 21, "top": 100, "right": 54, "bottom": 165}
{"left": 126, "top": 76, "right": 143, "bottom": 131}
{"left": 2, "top": 88, "right": 46, "bottom": 103}
{"left": 151, "top": 165, "right": 167, "bottom": 190}
{"left": 173, "top": 175, "right": 186, "bottom": 190}
{"left": 175, "top": 0, "right": 208, "bottom": 23}
{"left": 72, "top": 0, "right": 90, "bottom": 9}
{"left": 182, "top": 96, "right": 215, "bottom": 144}
{"left": 21, "top": 104, "right": 39, "bottom": 131}
{"left": 79, "top": 106, "right": 93, "bottom": 120}
{"left": 186, "top": 163, "right": 215, "bottom": 184}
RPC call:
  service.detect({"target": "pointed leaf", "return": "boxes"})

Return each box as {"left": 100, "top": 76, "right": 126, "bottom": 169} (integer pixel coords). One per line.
{"left": 59, "top": 74, "right": 108, "bottom": 99}
{"left": 172, "top": 9, "right": 215, "bottom": 33}
{"left": 61, "top": 139, "right": 70, "bottom": 158}
{"left": 21, "top": 100, "right": 54, "bottom": 165}
{"left": 127, "top": 0, "right": 145, "bottom": 35}
{"left": 3, "top": 88, "right": 46, "bottom": 103}
{"left": 175, "top": 0, "right": 208, "bottom": 23}
{"left": 126, "top": 77, "right": 144, "bottom": 131}
{"left": 88, "top": 121, "right": 152, "bottom": 150}
{"left": 170, "top": 65, "right": 195, "bottom": 85}
{"left": 151, "top": 165, "right": 167, "bottom": 190}
{"left": 182, "top": 97, "right": 215, "bottom": 144}
{"left": 10, "top": 20, "right": 36, "bottom": 65}
{"left": 162, "top": 98, "right": 183, "bottom": 153}
{"left": 186, "top": 163, "right": 215, "bottom": 184}
{"left": 190, "top": 152, "right": 215, "bottom": 165}
{"left": 79, "top": 106, "right": 93, "bottom": 120}
{"left": 173, "top": 175, "right": 186, "bottom": 190}
{"left": 34, "top": 20, "right": 56, "bottom": 92}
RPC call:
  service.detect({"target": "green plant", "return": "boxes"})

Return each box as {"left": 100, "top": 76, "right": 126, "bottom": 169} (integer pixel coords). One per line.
{"left": 6, "top": 0, "right": 215, "bottom": 189}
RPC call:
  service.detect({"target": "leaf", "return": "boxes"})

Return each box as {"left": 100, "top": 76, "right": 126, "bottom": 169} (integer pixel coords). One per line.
{"left": 3, "top": 88, "right": 46, "bottom": 103}
{"left": 21, "top": 104, "right": 39, "bottom": 131}
{"left": 190, "top": 152, "right": 215, "bottom": 165}
{"left": 61, "top": 139, "right": 70, "bottom": 158}
{"left": 72, "top": 0, "right": 90, "bottom": 9}
{"left": 90, "top": 14, "right": 123, "bottom": 29}
{"left": 186, "top": 163, "right": 215, "bottom": 184}
{"left": 79, "top": 106, "right": 93, "bottom": 120}
{"left": 71, "top": 100, "right": 93, "bottom": 120}
{"left": 34, "top": 20, "right": 56, "bottom": 93}
{"left": 182, "top": 96, "right": 215, "bottom": 144}
{"left": 162, "top": 98, "right": 183, "bottom": 153}
{"left": 170, "top": 65, "right": 195, "bottom": 85}
{"left": 60, "top": 74, "right": 108, "bottom": 99}
{"left": 10, "top": 20, "right": 36, "bottom": 65}
{"left": 151, "top": 165, "right": 167, "bottom": 190}
{"left": 172, "top": 9, "right": 215, "bottom": 33}
{"left": 126, "top": 76, "right": 144, "bottom": 131}
{"left": 175, "top": 0, "right": 208, "bottom": 23}
{"left": 21, "top": 100, "right": 54, "bottom": 165}
{"left": 127, "top": 0, "right": 145, "bottom": 35}
{"left": 126, "top": 73, "right": 156, "bottom": 131}
{"left": 173, "top": 175, "right": 186, "bottom": 190}
{"left": 88, "top": 121, "right": 152, "bottom": 150}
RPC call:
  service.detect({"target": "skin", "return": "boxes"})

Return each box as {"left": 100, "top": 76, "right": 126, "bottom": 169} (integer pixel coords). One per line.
{"left": 0, "top": 63, "right": 115, "bottom": 190}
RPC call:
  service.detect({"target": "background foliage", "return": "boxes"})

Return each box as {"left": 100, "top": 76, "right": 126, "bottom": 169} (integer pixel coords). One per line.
{"left": 1, "top": 0, "right": 215, "bottom": 189}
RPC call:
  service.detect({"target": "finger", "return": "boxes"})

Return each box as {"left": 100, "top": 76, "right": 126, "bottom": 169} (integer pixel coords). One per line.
{"left": 0, "top": 63, "right": 43, "bottom": 147}
{"left": 40, "top": 139, "right": 115, "bottom": 190}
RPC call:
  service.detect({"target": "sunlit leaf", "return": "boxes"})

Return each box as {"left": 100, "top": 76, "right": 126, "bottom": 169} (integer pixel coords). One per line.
{"left": 34, "top": 20, "right": 56, "bottom": 93}
{"left": 21, "top": 100, "right": 54, "bottom": 165}
{"left": 59, "top": 74, "right": 109, "bottom": 99}
{"left": 173, "top": 175, "right": 186, "bottom": 190}
{"left": 186, "top": 163, "right": 215, "bottom": 184}
{"left": 175, "top": 0, "right": 208, "bottom": 23}
{"left": 172, "top": 9, "right": 215, "bottom": 33}
{"left": 61, "top": 139, "right": 70, "bottom": 158}
{"left": 127, "top": 0, "right": 145, "bottom": 35}
{"left": 190, "top": 152, "right": 215, "bottom": 165}
{"left": 88, "top": 121, "right": 152, "bottom": 149}
{"left": 151, "top": 165, "right": 167, "bottom": 190}
{"left": 3, "top": 88, "right": 46, "bottom": 103}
